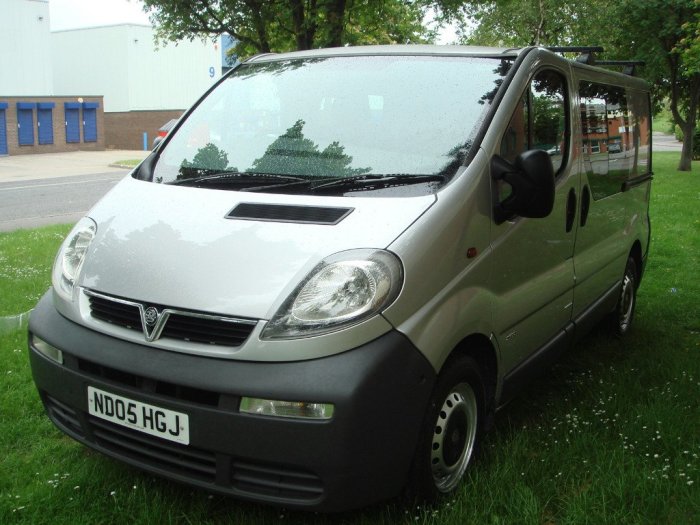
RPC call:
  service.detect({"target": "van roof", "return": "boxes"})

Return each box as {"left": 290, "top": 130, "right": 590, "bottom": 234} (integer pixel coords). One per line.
{"left": 245, "top": 45, "right": 649, "bottom": 85}
{"left": 245, "top": 45, "right": 521, "bottom": 63}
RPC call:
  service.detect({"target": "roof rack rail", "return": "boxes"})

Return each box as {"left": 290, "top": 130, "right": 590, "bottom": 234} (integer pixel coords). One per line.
{"left": 244, "top": 52, "right": 277, "bottom": 63}
{"left": 596, "top": 60, "right": 646, "bottom": 76}
{"left": 546, "top": 46, "right": 604, "bottom": 65}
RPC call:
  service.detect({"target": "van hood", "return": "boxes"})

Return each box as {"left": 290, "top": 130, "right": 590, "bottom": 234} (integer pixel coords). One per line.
{"left": 79, "top": 176, "right": 435, "bottom": 320}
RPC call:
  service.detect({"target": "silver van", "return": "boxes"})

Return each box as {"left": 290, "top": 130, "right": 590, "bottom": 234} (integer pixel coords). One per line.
{"left": 28, "top": 45, "right": 652, "bottom": 511}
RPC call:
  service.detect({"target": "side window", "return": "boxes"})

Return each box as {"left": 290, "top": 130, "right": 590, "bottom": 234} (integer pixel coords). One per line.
{"left": 531, "top": 70, "right": 567, "bottom": 173}
{"left": 580, "top": 82, "right": 637, "bottom": 199}
{"left": 627, "top": 89, "right": 651, "bottom": 177}
{"left": 500, "top": 70, "right": 568, "bottom": 174}
{"left": 580, "top": 82, "right": 611, "bottom": 199}
{"left": 500, "top": 93, "right": 528, "bottom": 163}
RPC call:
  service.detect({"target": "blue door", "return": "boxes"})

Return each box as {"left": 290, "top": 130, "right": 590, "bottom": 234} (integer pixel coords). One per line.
{"left": 82, "top": 102, "right": 99, "bottom": 142}
{"left": 17, "top": 102, "right": 36, "bottom": 146}
{"left": 0, "top": 103, "right": 7, "bottom": 155}
{"left": 38, "top": 103, "right": 55, "bottom": 145}
{"left": 65, "top": 103, "right": 80, "bottom": 143}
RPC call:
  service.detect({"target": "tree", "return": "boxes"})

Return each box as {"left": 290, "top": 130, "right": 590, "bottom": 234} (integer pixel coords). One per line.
{"left": 676, "top": 2, "right": 700, "bottom": 73}
{"left": 462, "top": 0, "right": 699, "bottom": 171}
{"left": 460, "top": 0, "right": 610, "bottom": 47}
{"left": 141, "top": 0, "right": 434, "bottom": 58}
{"left": 611, "top": 0, "right": 699, "bottom": 171}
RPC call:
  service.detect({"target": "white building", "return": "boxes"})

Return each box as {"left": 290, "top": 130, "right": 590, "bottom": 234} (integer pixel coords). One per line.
{"left": 0, "top": 0, "right": 53, "bottom": 96}
{"left": 51, "top": 24, "right": 222, "bottom": 148}
{"left": 52, "top": 24, "right": 221, "bottom": 113}
{"left": 1, "top": 0, "right": 224, "bottom": 152}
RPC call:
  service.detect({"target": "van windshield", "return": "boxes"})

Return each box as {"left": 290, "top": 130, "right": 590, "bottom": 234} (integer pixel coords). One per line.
{"left": 152, "top": 55, "right": 511, "bottom": 195}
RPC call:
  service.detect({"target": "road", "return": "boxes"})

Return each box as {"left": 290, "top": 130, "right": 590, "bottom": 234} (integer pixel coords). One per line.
{"left": 0, "top": 171, "right": 127, "bottom": 232}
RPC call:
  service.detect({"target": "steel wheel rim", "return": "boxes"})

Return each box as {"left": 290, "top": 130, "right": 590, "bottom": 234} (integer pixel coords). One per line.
{"left": 619, "top": 273, "right": 634, "bottom": 332}
{"left": 430, "top": 382, "right": 478, "bottom": 493}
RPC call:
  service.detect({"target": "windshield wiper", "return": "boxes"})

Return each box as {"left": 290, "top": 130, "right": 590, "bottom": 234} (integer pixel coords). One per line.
{"left": 169, "top": 171, "right": 308, "bottom": 187}
{"left": 308, "top": 174, "right": 446, "bottom": 193}
{"left": 168, "top": 171, "right": 446, "bottom": 194}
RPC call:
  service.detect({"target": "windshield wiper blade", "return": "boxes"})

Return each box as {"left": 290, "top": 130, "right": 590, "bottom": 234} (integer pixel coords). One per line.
{"left": 169, "top": 171, "right": 308, "bottom": 186}
{"left": 309, "top": 174, "right": 446, "bottom": 192}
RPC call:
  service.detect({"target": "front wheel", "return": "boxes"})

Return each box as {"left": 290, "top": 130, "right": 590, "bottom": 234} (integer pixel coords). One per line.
{"left": 406, "top": 356, "right": 486, "bottom": 501}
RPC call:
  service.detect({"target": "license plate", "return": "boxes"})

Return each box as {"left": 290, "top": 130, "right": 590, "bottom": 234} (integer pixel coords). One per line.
{"left": 87, "top": 386, "right": 190, "bottom": 445}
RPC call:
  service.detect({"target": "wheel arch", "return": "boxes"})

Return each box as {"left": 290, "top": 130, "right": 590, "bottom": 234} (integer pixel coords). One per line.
{"left": 630, "top": 240, "right": 643, "bottom": 285}
{"left": 441, "top": 333, "right": 499, "bottom": 420}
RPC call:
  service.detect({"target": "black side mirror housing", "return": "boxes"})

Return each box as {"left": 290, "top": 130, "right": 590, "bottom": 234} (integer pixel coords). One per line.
{"left": 492, "top": 149, "right": 555, "bottom": 224}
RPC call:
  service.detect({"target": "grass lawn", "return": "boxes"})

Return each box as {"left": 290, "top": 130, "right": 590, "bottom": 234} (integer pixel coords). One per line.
{"left": 653, "top": 108, "right": 676, "bottom": 135}
{"left": 0, "top": 152, "right": 698, "bottom": 524}
{"left": 0, "top": 225, "right": 72, "bottom": 317}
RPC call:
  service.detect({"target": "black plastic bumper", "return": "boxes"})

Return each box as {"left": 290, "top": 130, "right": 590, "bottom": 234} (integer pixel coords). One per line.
{"left": 28, "top": 291, "right": 435, "bottom": 511}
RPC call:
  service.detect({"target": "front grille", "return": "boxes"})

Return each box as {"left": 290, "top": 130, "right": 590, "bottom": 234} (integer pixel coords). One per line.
{"left": 232, "top": 460, "right": 324, "bottom": 501}
{"left": 85, "top": 289, "right": 257, "bottom": 347}
{"left": 88, "top": 294, "right": 141, "bottom": 332}
{"left": 162, "top": 313, "right": 255, "bottom": 346}
{"left": 89, "top": 417, "right": 217, "bottom": 482}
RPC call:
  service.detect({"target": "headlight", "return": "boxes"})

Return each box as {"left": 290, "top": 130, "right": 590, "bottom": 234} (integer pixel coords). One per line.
{"left": 53, "top": 217, "right": 97, "bottom": 300}
{"left": 262, "top": 249, "right": 403, "bottom": 339}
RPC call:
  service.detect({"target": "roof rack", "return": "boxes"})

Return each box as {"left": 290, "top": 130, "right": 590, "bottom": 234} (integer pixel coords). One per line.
{"left": 596, "top": 60, "right": 646, "bottom": 76}
{"left": 546, "top": 46, "right": 605, "bottom": 65}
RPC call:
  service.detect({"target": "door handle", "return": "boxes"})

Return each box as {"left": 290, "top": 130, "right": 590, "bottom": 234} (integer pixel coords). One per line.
{"left": 566, "top": 188, "right": 576, "bottom": 233}
{"left": 580, "top": 185, "right": 591, "bottom": 227}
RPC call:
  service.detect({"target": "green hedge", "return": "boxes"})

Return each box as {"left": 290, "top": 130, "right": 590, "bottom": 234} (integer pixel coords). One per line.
{"left": 672, "top": 124, "right": 700, "bottom": 159}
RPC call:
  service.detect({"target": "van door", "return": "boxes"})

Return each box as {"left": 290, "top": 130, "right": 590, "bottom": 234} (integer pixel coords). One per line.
{"left": 490, "top": 68, "right": 577, "bottom": 386}
{"left": 571, "top": 82, "right": 651, "bottom": 325}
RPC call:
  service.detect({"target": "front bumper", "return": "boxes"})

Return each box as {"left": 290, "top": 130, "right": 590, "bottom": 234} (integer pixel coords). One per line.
{"left": 28, "top": 291, "right": 435, "bottom": 512}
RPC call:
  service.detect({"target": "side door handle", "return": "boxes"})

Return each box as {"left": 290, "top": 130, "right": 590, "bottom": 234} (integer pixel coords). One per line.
{"left": 565, "top": 188, "right": 577, "bottom": 233}
{"left": 580, "top": 185, "right": 591, "bottom": 227}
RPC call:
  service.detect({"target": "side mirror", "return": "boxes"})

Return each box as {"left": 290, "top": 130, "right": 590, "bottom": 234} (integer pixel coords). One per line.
{"left": 152, "top": 135, "right": 164, "bottom": 149}
{"left": 492, "top": 149, "right": 555, "bottom": 224}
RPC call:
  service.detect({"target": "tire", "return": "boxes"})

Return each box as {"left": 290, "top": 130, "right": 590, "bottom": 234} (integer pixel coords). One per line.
{"left": 405, "top": 356, "right": 486, "bottom": 501}
{"left": 610, "top": 256, "right": 638, "bottom": 336}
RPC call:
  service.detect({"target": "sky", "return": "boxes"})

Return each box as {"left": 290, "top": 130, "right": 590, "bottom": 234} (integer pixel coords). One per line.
{"left": 49, "top": 0, "right": 151, "bottom": 31}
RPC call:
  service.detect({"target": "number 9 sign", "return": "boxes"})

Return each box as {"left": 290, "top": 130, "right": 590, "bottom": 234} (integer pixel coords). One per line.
{"left": 209, "top": 67, "right": 215, "bottom": 78}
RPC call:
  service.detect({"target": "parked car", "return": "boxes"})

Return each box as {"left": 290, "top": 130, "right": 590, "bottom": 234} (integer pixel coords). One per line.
{"left": 28, "top": 45, "right": 652, "bottom": 511}
{"left": 152, "top": 118, "right": 178, "bottom": 149}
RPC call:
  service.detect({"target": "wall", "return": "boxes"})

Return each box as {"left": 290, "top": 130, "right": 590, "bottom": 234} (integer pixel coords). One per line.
{"left": 0, "top": 96, "right": 105, "bottom": 156}
{"left": 104, "top": 110, "right": 184, "bottom": 151}
{"left": 126, "top": 25, "right": 221, "bottom": 111}
{"left": 0, "top": 0, "right": 53, "bottom": 96}
{"left": 51, "top": 25, "right": 131, "bottom": 112}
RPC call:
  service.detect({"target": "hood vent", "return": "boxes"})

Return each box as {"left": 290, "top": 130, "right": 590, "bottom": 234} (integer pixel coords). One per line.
{"left": 226, "top": 203, "right": 354, "bottom": 225}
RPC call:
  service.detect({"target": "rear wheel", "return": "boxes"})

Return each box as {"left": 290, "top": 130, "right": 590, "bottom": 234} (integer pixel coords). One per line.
{"left": 406, "top": 356, "right": 486, "bottom": 500}
{"left": 610, "top": 257, "right": 638, "bottom": 336}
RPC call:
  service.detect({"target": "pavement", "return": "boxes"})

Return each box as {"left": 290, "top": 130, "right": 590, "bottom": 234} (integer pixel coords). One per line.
{"left": 0, "top": 149, "right": 150, "bottom": 183}
{"left": 0, "top": 134, "right": 683, "bottom": 184}
{"left": 651, "top": 131, "right": 683, "bottom": 152}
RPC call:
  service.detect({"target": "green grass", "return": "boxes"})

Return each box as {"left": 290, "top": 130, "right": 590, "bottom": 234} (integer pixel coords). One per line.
{"left": 112, "top": 159, "right": 143, "bottom": 168}
{"left": 1, "top": 152, "right": 698, "bottom": 524}
{"left": 0, "top": 225, "right": 72, "bottom": 317}
{"left": 653, "top": 106, "right": 676, "bottom": 135}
